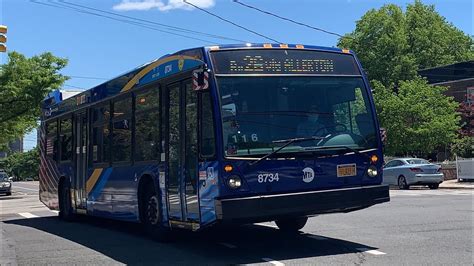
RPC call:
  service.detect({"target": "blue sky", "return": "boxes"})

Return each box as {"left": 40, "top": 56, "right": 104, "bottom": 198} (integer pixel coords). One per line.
{"left": 1, "top": 0, "right": 472, "bottom": 150}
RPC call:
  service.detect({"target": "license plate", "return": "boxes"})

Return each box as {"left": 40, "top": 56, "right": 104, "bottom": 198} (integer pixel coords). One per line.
{"left": 337, "top": 164, "right": 356, "bottom": 177}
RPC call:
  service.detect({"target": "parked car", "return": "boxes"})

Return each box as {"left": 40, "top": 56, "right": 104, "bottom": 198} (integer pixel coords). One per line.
{"left": 0, "top": 177, "right": 12, "bottom": 196}
{"left": 383, "top": 158, "right": 444, "bottom": 189}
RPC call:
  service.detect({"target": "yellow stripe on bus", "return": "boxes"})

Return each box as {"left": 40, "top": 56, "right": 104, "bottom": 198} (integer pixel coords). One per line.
{"left": 86, "top": 168, "right": 103, "bottom": 194}
{"left": 120, "top": 55, "right": 199, "bottom": 93}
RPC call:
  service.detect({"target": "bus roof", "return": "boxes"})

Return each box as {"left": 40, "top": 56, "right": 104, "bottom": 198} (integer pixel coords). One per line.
{"left": 41, "top": 44, "right": 353, "bottom": 120}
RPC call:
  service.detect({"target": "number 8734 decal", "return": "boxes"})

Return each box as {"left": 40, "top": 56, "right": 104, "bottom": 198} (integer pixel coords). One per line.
{"left": 257, "top": 173, "right": 280, "bottom": 183}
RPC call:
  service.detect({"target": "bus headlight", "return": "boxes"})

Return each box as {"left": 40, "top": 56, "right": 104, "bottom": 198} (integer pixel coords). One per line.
{"left": 227, "top": 175, "right": 242, "bottom": 189}
{"left": 367, "top": 166, "right": 378, "bottom": 177}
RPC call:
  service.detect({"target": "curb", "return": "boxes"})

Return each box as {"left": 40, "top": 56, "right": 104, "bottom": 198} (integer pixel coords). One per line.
{"left": 438, "top": 186, "right": 474, "bottom": 190}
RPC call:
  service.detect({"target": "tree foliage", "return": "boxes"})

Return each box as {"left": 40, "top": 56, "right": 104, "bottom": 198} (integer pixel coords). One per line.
{"left": 338, "top": 0, "right": 474, "bottom": 87}
{"left": 0, "top": 51, "right": 68, "bottom": 149}
{"left": 373, "top": 78, "right": 460, "bottom": 156}
{"left": 3, "top": 147, "right": 40, "bottom": 180}
{"left": 450, "top": 136, "right": 474, "bottom": 158}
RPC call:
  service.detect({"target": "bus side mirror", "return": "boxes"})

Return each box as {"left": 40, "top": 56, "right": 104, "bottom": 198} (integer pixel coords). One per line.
{"left": 193, "top": 69, "right": 209, "bottom": 91}
{"left": 380, "top": 127, "right": 387, "bottom": 145}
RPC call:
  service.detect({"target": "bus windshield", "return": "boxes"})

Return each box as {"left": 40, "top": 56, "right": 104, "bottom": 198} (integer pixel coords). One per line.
{"left": 217, "top": 76, "right": 378, "bottom": 157}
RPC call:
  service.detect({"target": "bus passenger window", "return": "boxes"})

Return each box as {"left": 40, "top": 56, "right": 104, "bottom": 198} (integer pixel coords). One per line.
{"left": 92, "top": 103, "right": 111, "bottom": 164}
{"left": 134, "top": 88, "right": 160, "bottom": 161}
{"left": 112, "top": 97, "right": 132, "bottom": 163}
{"left": 200, "top": 92, "right": 215, "bottom": 158}
{"left": 46, "top": 120, "right": 59, "bottom": 161}
{"left": 59, "top": 117, "right": 73, "bottom": 161}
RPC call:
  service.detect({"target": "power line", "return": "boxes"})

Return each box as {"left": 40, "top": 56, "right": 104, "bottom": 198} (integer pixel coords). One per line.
{"left": 57, "top": 0, "right": 247, "bottom": 43}
{"left": 183, "top": 0, "right": 280, "bottom": 43}
{"left": 64, "top": 84, "right": 86, "bottom": 90}
{"left": 30, "top": 0, "right": 240, "bottom": 44}
{"left": 67, "top": 75, "right": 108, "bottom": 80}
{"left": 232, "top": 0, "right": 350, "bottom": 40}
{"left": 32, "top": 0, "right": 213, "bottom": 43}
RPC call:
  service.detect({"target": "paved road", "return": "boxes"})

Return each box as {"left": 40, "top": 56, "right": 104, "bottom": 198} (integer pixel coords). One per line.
{"left": 0, "top": 184, "right": 472, "bottom": 265}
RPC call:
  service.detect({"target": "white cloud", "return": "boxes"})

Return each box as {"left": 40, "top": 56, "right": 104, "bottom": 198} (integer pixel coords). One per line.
{"left": 113, "top": 0, "right": 215, "bottom": 12}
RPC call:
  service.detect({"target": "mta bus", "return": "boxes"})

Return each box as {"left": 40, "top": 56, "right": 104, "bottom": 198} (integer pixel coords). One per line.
{"left": 39, "top": 43, "right": 389, "bottom": 238}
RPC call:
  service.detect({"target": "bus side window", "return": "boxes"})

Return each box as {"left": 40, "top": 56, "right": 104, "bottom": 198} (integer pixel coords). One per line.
{"left": 111, "top": 97, "right": 132, "bottom": 163}
{"left": 199, "top": 92, "right": 216, "bottom": 158}
{"left": 134, "top": 87, "right": 160, "bottom": 161}
{"left": 92, "top": 104, "right": 111, "bottom": 164}
{"left": 59, "top": 117, "right": 73, "bottom": 162}
{"left": 46, "top": 119, "right": 59, "bottom": 162}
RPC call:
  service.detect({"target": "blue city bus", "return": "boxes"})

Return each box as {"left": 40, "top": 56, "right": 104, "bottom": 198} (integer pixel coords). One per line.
{"left": 39, "top": 43, "right": 389, "bottom": 238}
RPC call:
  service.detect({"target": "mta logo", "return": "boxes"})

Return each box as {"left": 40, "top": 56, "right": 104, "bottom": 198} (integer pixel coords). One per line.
{"left": 302, "top": 167, "right": 315, "bottom": 183}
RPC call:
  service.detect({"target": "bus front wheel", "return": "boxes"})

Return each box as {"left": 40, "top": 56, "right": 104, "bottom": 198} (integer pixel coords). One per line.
{"left": 58, "top": 180, "right": 75, "bottom": 221}
{"left": 142, "top": 186, "right": 170, "bottom": 242}
{"left": 275, "top": 217, "right": 308, "bottom": 232}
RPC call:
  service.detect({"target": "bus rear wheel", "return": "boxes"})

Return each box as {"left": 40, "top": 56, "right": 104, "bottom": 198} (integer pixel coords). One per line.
{"left": 58, "top": 180, "right": 75, "bottom": 221}
{"left": 142, "top": 186, "right": 170, "bottom": 242}
{"left": 275, "top": 217, "right": 308, "bottom": 232}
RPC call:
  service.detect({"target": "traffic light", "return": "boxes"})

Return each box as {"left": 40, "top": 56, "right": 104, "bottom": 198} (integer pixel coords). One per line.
{"left": 0, "top": 25, "right": 7, "bottom": 53}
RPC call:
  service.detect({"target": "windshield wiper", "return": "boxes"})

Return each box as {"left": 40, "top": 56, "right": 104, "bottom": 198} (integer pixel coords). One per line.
{"left": 249, "top": 136, "right": 325, "bottom": 166}
{"left": 303, "top": 145, "right": 370, "bottom": 159}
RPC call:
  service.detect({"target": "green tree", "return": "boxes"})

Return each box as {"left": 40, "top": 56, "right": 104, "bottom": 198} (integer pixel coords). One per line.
{"left": 450, "top": 136, "right": 474, "bottom": 158}
{"left": 338, "top": 0, "right": 474, "bottom": 87}
{"left": 0, "top": 52, "right": 68, "bottom": 149}
{"left": 373, "top": 78, "right": 460, "bottom": 156}
{"left": 3, "top": 147, "right": 40, "bottom": 180}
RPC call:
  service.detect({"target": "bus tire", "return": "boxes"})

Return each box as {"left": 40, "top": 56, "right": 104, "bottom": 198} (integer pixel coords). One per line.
{"left": 275, "top": 217, "right": 308, "bottom": 232}
{"left": 142, "top": 185, "right": 170, "bottom": 242}
{"left": 58, "top": 180, "right": 75, "bottom": 221}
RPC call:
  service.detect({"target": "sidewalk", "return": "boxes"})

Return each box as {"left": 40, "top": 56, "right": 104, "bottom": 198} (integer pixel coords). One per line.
{"left": 439, "top": 179, "right": 474, "bottom": 189}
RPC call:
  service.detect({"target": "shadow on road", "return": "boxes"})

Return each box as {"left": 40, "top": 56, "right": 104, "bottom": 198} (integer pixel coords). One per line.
{"left": 6, "top": 216, "right": 378, "bottom": 264}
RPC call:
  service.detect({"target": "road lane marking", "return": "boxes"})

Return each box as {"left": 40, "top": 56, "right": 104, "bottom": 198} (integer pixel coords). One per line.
{"left": 13, "top": 186, "right": 38, "bottom": 192}
{"left": 219, "top": 242, "right": 237, "bottom": 249}
{"left": 255, "top": 223, "right": 278, "bottom": 229}
{"left": 262, "top": 258, "right": 285, "bottom": 265}
{"left": 18, "top": 212, "right": 39, "bottom": 219}
{"left": 356, "top": 248, "right": 386, "bottom": 255}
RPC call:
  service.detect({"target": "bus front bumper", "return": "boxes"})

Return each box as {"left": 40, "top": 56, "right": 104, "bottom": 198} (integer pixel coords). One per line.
{"left": 215, "top": 185, "right": 390, "bottom": 223}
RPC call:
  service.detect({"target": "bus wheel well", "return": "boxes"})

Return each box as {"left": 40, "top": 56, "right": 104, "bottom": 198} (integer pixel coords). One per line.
{"left": 137, "top": 175, "right": 154, "bottom": 223}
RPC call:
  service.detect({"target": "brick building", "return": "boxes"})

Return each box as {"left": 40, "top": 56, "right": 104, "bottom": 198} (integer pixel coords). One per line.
{"left": 419, "top": 60, "right": 474, "bottom": 137}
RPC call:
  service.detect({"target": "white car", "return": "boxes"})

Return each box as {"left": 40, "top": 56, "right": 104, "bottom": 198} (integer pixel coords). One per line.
{"left": 383, "top": 158, "right": 444, "bottom": 189}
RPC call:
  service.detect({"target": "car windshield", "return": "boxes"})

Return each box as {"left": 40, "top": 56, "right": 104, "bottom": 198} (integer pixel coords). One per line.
{"left": 406, "top": 159, "right": 429, "bottom": 164}
{"left": 217, "top": 76, "right": 378, "bottom": 157}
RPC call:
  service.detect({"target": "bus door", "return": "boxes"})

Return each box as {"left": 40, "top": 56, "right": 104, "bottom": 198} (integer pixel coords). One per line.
{"left": 166, "top": 78, "right": 199, "bottom": 223}
{"left": 74, "top": 111, "right": 88, "bottom": 211}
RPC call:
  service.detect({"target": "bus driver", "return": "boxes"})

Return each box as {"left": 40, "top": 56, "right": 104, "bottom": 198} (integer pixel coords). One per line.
{"left": 296, "top": 104, "right": 329, "bottom": 138}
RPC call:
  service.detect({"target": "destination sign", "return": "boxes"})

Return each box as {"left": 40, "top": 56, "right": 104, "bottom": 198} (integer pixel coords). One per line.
{"left": 211, "top": 49, "right": 360, "bottom": 75}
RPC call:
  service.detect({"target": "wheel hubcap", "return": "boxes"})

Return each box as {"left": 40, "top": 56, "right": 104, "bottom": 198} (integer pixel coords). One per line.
{"left": 147, "top": 196, "right": 159, "bottom": 225}
{"left": 399, "top": 177, "right": 405, "bottom": 188}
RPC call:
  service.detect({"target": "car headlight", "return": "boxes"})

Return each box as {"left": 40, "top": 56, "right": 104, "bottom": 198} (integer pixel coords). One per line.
{"left": 227, "top": 175, "right": 242, "bottom": 189}
{"left": 367, "top": 166, "right": 378, "bottom": 177}
{"left": 2, "top": 182, "right": 10, "bottom": 187}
